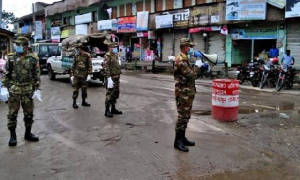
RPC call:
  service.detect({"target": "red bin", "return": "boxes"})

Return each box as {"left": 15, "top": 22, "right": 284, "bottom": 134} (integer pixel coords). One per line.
{"left": 212, "top": 79, "right": 239, "bottom": 122}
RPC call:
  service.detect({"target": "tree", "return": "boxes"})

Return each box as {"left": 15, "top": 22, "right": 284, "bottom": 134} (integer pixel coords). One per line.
{"left": 2, "top": 11, "right": 18, "bottom": 25}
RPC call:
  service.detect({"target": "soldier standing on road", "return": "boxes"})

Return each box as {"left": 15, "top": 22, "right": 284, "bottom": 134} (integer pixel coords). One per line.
{"left": 104, "top": 41, "right": 122, "bottom": 118}
{"left": 70, "top": 45, "right": 92, "bottom": 109}
{"left": 1, "top": 37, "right": 40, "bottom": 146}
{"left": 173, "top": 38, "right": 201, "bottom": 152}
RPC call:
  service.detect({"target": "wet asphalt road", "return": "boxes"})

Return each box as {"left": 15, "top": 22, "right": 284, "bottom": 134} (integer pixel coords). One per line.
{"left": 0, "top": 71, "right": 299, "bottom": 180}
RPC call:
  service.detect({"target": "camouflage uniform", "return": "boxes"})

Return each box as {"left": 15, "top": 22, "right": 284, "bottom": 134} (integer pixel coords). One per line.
{"left": 70, "top": 52, "right": 92, "bottom": 100}
{"left": 2, "top": 53, "right": 40, "bottom": 130}
{"left": 104, "top": 51, "right": 122, "bottom": 107}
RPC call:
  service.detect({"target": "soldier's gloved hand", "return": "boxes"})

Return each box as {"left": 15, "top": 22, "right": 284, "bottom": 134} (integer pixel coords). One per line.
{"left": 195, "top": 60, "right": 203, "bottom": 68}
{"left": 107, "top": 77, "right": 114, "bottom": 88}
{"left": 70, "top": 76, "right": 74, "bottom": 82}
{"left": 86, "top": 75, "right": 91, "bottom": 81}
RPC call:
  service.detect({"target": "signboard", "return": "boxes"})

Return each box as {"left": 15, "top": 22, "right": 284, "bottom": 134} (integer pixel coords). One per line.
{"left": 112, "top": 19, "right": 118, "bottom": 31}
{"left": 173, "top": 9, "right": 190, "bottom": 27}
{"left": 189, "top": 3, "right": 225, "bottom": 26}
{"left": 118, "top": 17, "right": 136, "bottom": 33}
{"left": 142, "top": 50, "right": 154, "bottom": 61}
{"left": 21, "top": 26, "right": 28, "bottom": 34}
{"left": 267, "top": 0, "right": 285, "bottom": 9}
{"left": 155, "top": 15, "right": 173, "bottom": 29}
{"left": 35, "top": 21, "right": 43, "bottom": 39}
{"left": 75, "top": 24, "right": 88, "bottom": 35}
{"left": 286, "top": 0, "right": 300, "bottom": 18}
{"left": 51, "top": 27, "right": 61, "bottom": 42}
{"left": 136, "top": 11, "right": 149, "bottom": 31}
{"left": 133, "top": 43, "right": 141, "bottom": 59}
{"left": 226, "top": 0, "right": 267, "bottom": 20}
{"left": 230, "top": 29, "right": 277, "bottom": 40}
{"left": 97, "top": 20, "right": 112, "bottom": 30}
{"left": 137, "top": 32, "right": 148, "bottom": 37}
{"left": 75, "top": 13, "right": 92, "bottom": 25}
{"left": 189, "top": 26, "right": 221, "bottom": 33}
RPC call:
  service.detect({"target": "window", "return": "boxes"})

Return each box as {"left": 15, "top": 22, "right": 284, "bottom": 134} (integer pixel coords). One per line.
{"left": 39, "top": 45, "right": 58, "bottom": 56}
{"left": 63, "top": 17, "right": 69, "bottom": 25}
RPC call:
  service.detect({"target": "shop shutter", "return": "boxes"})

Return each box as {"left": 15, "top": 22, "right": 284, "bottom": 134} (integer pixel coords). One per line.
{"left": 208, "top": 32, "right": 226, "bottom": 62}
{"left": 174, "top": 30, "right": 188, "bottom": 57}
{"left": 162, "top": 31, "right": 173, "bottom": 61}
{"left": 287, "top": 19, "right": 300, "bottom": 68}
{"left": 191, "top": 33, "right": 205, "bottom": 53}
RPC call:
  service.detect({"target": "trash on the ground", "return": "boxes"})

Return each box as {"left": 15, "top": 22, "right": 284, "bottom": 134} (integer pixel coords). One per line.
{"left": 279, "top": 113, "right": 290, "bottom": 119}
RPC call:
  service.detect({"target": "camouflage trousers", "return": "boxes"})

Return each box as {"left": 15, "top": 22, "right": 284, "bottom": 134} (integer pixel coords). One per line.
{"left": 7, "top": 93, "right": 34, "bottom": 130}
{"left": 73, "top": 76, "right": 88, "bottom": 99}
{"left": 175, "top": 95, "right": 195, "bottom": 131}
{"left": 105, "top": 78, "right": 120, "bottom": 107}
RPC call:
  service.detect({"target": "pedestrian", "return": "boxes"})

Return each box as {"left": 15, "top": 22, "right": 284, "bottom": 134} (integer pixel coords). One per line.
{"left": 1, "top": 37, "right": 40, "bottom": 146}
{"left": 269, "top": 45, "right": 279, "bottom": 58}
{"left": 70, "top": 45, "right": 92, "bottom": 109}
{"left": 173, "top": 38, "right": 201, "bottom": 152}
{"left": 104, "top": 41, "right": 122, "bottom": 118}
{"left": 281, "top": 50, "right": 295, "bottom": 68}
{"left": 126, "top": 45, "right": 132, "bottom": 61}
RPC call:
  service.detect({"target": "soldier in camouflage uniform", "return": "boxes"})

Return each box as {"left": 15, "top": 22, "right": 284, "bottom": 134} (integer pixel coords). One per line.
{"left": 1, "top": 37, "right": 40, "bottom": 146}
{"left": 173, "top": 38, "right": 198, "bottom": 152}
{"left": 70, "top": 45, "right": 92, "bottom": 108}
{"left": 103, "top": 41, "right": 122, "bottom": 118}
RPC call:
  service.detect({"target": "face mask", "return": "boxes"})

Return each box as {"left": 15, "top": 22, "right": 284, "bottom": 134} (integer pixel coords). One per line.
{"left": 188, "top": 48, "right": 194, "bottom": 55}
{"left": 112, "top": 48, "right": 118, "bottom": 54}
{"left": 15, "top": 46, "right": 24, "bottom": 54}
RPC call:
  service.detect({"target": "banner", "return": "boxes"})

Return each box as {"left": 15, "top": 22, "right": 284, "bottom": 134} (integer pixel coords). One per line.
{"left": 226, "top": 0, "right": 267, "bottom": 20}
{"left": 51, "top": 27, "right": 61, "bottom": 42}
{"left": 189, "top": 26, "right": 221, "bottom": 33}
{"left": 136, "top": 11, "right": 149, "bottom": 31}
{"left": 267, "top": 0, "right": 285, "bottom": 9}
{"left": 286, "top": 0, "right": 300, "bottom": 18}
{"left": 133, "top": 43, "right": 141, "bottom": 59}
{"left": 155, "top": 15, "right": 173, "bottom": 29}
{"left": 112, "top": 19, "right": 118, "bottom": 31}
{"left": 97, "top": 20, "right": 112, "bottom": 30}
{"left": 118, "top": 17, "right": 136, "bottom": 33}
{"left": 75, "top": 13, "right": 92, "bottom": 25}
{"left": 230, "top": 29, "right": 277, "bottom": 40}
{"left": 35, "top": 21, "right": 43, "bottom": 39}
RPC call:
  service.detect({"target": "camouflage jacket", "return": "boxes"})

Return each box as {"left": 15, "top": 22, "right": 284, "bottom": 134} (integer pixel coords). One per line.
{"left": 71, "top": 52, "right": 92, "bottom": 77}
{"left": 174, "top": 53, "right": 196, "bottom": 97}
{"left": 1, "top": 53, "right": 41, "bottom": 94}
{"left": 104, "top": 52, "right": 122, "bottom": 78}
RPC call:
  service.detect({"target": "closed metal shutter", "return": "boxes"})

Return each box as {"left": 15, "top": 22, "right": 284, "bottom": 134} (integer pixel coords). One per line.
{"left": 192, "top": 33, "right": 205, "bottom": 53}
{"left": 162, "top": 31, "right": 173, "bottom": 61}
{"left": 174, "top": 30, "right": 188, "bottom": 57}
{"left": 208, "top": 32, "right": 226, "bottom": 62}
{"left": 287, "top": 19, "right": 300, "bottom": 68}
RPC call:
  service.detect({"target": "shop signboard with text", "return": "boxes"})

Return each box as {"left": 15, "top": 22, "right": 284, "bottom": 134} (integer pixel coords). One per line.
{"left": 286, "top": 0, "right": 300, "bottom": 18}
{"left": 97, "top": 20, "right": 112, "bottom": 30}
{"left": 118, "top": 17, "right": 136, "bottom": 33}
{"left": 226, "top": 0, "right": 267, "bottom": 20}
{"left": 155, "top": 15, "right": 173, "bottom": 29}
{"left": 35, "top": 21, "right": 43, "bottom": 39}
{"left": 230, "top": 29, "right": 277, "bottom": 40}
{"left": 189, "top": 3, "right": 225, "bottom": 26}
{"left": 51, "top": 27, "right": 61, "bottom": 42}
{"left": 75, "top": 13, "right": 92, "bottom": 25}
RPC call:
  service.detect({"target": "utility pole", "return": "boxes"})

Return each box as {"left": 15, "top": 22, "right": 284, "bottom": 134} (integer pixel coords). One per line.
{"left": 32, "top": 3, "right": 36, "bottom": 43}
{"left": 0, "top": 0, "right": 3, "bottom": 28}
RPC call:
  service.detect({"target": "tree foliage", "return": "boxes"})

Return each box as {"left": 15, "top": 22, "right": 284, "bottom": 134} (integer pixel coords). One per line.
{"left": 2, "top": 11, "right": 18, "bottom": 25}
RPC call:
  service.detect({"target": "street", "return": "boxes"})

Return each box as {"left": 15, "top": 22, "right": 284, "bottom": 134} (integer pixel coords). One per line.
{"left": 0, "top": 71, "right": 300, "bottom": 180}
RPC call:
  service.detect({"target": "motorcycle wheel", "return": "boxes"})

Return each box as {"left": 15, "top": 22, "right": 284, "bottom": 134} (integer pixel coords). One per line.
{"left": 276, "top": 77, "right": 285, "bottom": 92}
{"left": 251, "top": 74, "right": 258, "bottom": 87}
{"left": 260, "top": 74, "right": 267, "bottom": 89}
{"left": 237, "top": 74, "right": 245, "bottom": 84}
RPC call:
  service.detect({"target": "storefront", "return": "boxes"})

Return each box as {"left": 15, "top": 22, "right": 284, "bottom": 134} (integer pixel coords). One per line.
{"left": 286, "top": 18, "right": 300, "bottom": 68}
{"left": 228, "top": 22, "right": 285, "bottom": 66}
{"left": 0, "top": 29, "right": 14, "bottom": 55}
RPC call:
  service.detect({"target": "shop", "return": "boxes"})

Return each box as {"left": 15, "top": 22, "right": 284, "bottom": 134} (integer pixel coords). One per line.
{"left": 286, "top": 18, "right": 300, "bottom": 68}
{"left": 0, "top": 29, "right": 14, "bottom": 56}
{"left": 228, "top": 22, "right": 284, "bottom": 66}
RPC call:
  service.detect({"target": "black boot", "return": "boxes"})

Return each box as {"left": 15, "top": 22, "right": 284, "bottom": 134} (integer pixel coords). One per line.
{"left": 24, "top": 126, "right": 39, "bottom": 142}
{"left": 8, "top": 129, "right": 17, "bottom": 146}
{"left": 73, "top": 99, "right": 78, "bottom": 109}
{"left": 174, "top": 130, "right": 189, "bottom": 152}
{"left": 105, "top": 106, "right": 113, "bottom": 118}
{"left": 111, "top": 104, "right": 122, "bottom": 115}
{"left": 183, "top": 130, "right": 195, "bottom": 146}
{"left": 82, "top": 99, "right": 91, "bottom": 106}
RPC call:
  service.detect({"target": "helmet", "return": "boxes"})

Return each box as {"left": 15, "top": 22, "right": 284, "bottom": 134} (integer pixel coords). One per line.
{"left": 270, "top": 57, "right": 279, "bottom": 64}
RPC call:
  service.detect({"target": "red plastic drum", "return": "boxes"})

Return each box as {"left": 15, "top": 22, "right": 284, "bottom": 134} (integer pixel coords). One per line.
{"left": 212, "top": 79, "right": 239, "bottom": 122}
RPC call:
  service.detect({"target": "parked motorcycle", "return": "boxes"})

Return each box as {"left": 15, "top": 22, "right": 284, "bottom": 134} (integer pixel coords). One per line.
{"left": 237, "top": 62, "right": 250, "bottom": 84}
{"left": 260, "top": 58, "right": 280, "bottom": 89}
{"left": 250, "top": 59, "right": 265, "bottom": 87}
{"left": 276, "top": 65, "right": 295, "bottom": 92}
